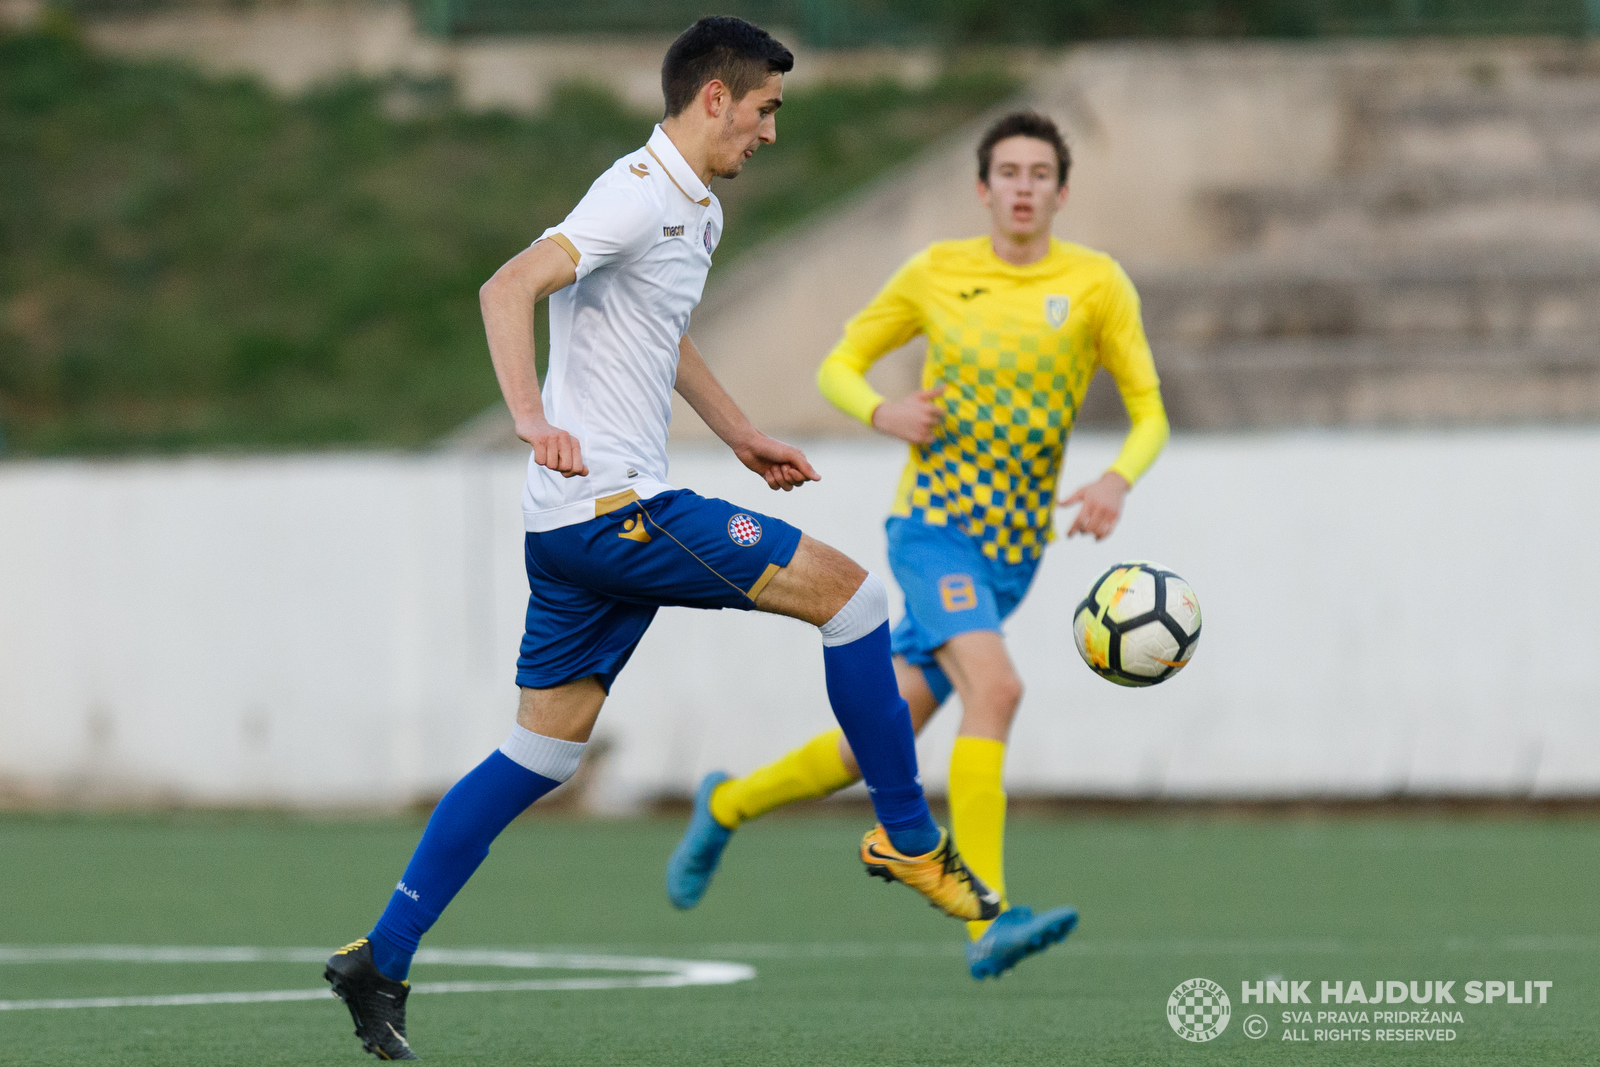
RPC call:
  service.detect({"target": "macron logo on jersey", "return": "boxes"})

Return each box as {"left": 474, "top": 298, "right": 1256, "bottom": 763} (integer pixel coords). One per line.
{"left": 663, "top": 224, "right": 685, "bottom": 237}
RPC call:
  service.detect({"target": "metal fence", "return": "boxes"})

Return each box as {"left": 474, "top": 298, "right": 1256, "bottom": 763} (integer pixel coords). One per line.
{"left": 43, "top": 0, "right": 1600, "bottom": 42}
{"left": 409, "top": 0, "right": 1600, "bottom": 43}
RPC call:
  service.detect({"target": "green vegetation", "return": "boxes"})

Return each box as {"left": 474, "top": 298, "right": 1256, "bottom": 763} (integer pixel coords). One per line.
{"left": 0, "top": 22, "right": 1014, "bottom": 455}
{"left": 1, "top": 811, "right": 1596, "bottom": 1064}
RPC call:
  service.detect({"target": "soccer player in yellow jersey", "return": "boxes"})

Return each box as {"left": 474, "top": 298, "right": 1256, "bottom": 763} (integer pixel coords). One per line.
{"left": 667, "top": 112, "right": 1169, "bottom": 978}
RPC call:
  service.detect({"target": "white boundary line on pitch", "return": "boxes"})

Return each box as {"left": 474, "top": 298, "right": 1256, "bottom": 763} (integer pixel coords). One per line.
{"left": 3, "top": 934, "right": 1590, "bottom": 969}
{"left": 2, "top": 933, "right": 1590, "bottom": 1011}
{"left": 0, "top": 946, "right": 754, "bottom": 1012}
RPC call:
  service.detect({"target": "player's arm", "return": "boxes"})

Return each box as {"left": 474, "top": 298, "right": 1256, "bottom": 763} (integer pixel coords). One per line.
{"left": 816, "top": 258, "right": 941, "bottom": 444}
{"left": 676, "top": 334, "right": 819, "bottom": 491}
{"left": 480, "top": 238, "right": 587, "bottom": 477}
{"left": 1060, "top": 264, "right": 1170, "bottom": 540}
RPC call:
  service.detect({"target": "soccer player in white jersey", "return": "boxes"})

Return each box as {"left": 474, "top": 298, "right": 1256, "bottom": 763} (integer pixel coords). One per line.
{"left": 322, "top": 18, "right": 996, "bottom": 1060}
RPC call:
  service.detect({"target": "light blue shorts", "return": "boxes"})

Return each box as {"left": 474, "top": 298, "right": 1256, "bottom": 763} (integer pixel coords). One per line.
{"left": 885, "top": 516, "right": 1041, "bottom": 704}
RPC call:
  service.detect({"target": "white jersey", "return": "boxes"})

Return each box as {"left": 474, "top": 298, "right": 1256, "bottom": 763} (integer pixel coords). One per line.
{"left": 523, "top": 124, "right": 723, "bottom": 532}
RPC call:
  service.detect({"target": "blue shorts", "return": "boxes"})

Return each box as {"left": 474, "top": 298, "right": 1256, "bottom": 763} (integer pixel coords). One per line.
{"left": 517, "top": 488, "right": 803, "bottom": 691}
{"left": 886, "top": 516, "right": 1041, "bottom": 704}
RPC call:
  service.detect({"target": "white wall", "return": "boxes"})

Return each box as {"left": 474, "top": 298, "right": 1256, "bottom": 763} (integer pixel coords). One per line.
{"left": 3, "top": 431, "right": 1598, "bottom": 808}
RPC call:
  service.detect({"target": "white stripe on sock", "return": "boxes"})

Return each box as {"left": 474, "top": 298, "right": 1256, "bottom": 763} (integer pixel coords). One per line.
{"left": 819, "top": 572, "right": 889, "bottom": 647}
{"left": 499, "top": 726, "right": 585, "bottom": 782}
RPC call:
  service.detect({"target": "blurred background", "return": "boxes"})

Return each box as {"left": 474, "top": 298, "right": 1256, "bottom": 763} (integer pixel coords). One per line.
{"left": 3, "top": 0, "right": 1599, "bottom": 812}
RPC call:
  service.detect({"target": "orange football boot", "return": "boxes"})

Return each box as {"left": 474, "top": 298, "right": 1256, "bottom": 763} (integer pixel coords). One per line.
{"left": 860, "top": 825, "right": 1002, "bottom": 921}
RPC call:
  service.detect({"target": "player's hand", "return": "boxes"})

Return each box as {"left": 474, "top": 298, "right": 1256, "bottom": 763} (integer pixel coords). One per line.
{"left": 1060, "top": 470, "right": 1129, "bottom": 540}
{"left": 871, "top": 387, "right": 945, "bottom": 445}
{"left": 517, "top": 415, "right": 588, "bottom": 478}
{"left": 734, "top": 433, "right": 821, "bottom": 491}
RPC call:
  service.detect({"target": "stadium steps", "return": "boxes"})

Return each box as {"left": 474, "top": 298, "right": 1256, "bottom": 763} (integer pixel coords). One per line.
{"left": 1204, "top": 167, "right": 1600, "bottom": 254}
{"left": 1082, "top": 334, "right": 1600, "bottom": 430}
{"left": 1097, "top": 64, "right": 1600, "bottom": 431}
{"left": 1137, "top": 252, "right": 1600, "bottom": 346}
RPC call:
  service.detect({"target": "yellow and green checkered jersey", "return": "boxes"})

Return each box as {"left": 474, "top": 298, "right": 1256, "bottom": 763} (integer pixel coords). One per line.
{"left": 817, "top": 237, "right": 1168, "bottom": 563}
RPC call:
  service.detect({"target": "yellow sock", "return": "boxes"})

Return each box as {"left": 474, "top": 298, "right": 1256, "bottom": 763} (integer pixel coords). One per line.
{"left": 949, "top": 735, "right": 1008, "bottom": 941}
{"left": 709, "top": 729, "right": 857, "bottom": 829}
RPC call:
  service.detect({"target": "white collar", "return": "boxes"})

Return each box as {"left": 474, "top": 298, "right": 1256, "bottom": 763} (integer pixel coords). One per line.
{"left": 646, "top": 125, "right": 712, "bottom": 207}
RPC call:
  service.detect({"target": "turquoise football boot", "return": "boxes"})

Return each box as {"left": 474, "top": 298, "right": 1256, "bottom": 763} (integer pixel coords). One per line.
{"left": 666, "top": 771, "right": 733, "bottom": 909}
{"left": 966, "top": 904, "right": 1079, "bottom": 979}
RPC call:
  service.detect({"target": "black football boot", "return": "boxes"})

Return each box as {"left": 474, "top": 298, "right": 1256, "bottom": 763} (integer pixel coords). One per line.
{"left": 324, "top": 938, "right": 419, "bottom": 1061}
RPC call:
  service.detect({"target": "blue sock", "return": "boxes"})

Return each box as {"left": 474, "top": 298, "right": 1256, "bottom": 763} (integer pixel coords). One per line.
{"left": 368, "top": 748, "right": 564, "bottom": 981}
{"left": 822, "top": 613, "right": 940, "bottom": 858}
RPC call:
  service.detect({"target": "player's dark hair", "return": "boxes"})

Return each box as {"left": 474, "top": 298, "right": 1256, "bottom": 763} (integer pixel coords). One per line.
{"left": 661, "top": 16, "right": 793, "bottom": 119}
{"left": 977, "top": 111, "right": 1072, "bottom": 189}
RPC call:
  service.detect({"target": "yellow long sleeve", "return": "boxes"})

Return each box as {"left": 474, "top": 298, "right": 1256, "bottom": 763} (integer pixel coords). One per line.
{"left": 1094, "top": 260, "right": 1167, "bottom": 486}
{"left": 816, "top": 350, "right": 885, "bottom": 427}
{"left": 1109, "top": 384, "right": 1169, "bottom": 486}
{"left": 815, "top": 256, "right": 926, "bottom": 426}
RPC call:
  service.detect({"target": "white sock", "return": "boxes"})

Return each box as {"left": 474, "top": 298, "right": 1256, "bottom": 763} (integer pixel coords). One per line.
{"left": 819, "top": 572, "right": 890, "bottom": 647}
{"left": 499, "top": 725, "right": 585, "bottom": 782}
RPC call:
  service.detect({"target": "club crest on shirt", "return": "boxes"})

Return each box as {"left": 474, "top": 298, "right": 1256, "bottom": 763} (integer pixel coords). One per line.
{"left": 704, "top": 221, "right": 715, "bottom": 255}
{"left": 1045, "top": 295, "right": 1070, "bottom": 329}
{"left": 727, "top": 513, "right": 762, "bottom": 546}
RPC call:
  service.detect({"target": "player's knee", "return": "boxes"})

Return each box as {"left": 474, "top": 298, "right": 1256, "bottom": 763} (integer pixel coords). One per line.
{"left": 997, "top": 673, "right": 1024, "bottom": 713}
{"left": 818, "top": 571, "right": 889, "bottom": 646}
{"left": 984, "top": 670, "right": 1023, "bottom": 717}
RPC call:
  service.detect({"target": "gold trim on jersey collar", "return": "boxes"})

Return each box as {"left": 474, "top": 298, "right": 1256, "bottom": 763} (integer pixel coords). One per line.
{"left": 645, "top": 145, "right": 712, "bottom": 207}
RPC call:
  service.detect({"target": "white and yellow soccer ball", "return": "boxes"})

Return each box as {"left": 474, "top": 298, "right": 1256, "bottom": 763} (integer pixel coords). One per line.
{"left": 1072, "top": 561, "right": 1201, "bottom": 687}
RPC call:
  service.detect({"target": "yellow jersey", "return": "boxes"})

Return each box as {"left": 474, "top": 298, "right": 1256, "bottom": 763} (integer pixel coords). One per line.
{"left": 817, "top": 236, "right": 1168, "bottom": 563}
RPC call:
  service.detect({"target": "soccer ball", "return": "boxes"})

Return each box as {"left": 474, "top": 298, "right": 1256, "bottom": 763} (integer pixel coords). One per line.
{"left": 1072, "top": 561, "right": 1201, "bottom": 687}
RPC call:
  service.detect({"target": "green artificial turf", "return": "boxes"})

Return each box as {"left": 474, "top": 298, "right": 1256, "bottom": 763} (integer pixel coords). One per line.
{"left": 1, "top": 812, "right": 1595, "bottom": 1065}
